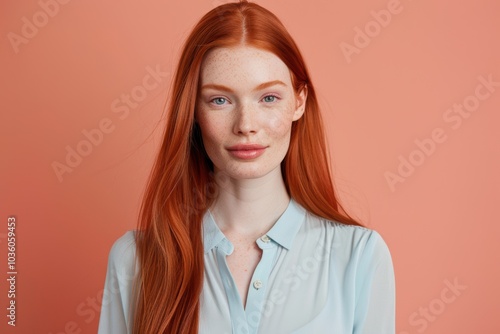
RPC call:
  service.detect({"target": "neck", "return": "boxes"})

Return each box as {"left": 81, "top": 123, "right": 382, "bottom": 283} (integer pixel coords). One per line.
{"left": 209, "top": 167, "right": 290, "bottom": 238}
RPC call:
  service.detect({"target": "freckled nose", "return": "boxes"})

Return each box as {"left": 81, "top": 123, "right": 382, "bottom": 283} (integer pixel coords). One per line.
{"left": 233, "top": 104, "right": 257, "bottom": 135}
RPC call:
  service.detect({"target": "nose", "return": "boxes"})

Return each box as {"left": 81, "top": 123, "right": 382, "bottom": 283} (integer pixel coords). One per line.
{"left": 233, "top": 103, "right": 257, "bottom": 135}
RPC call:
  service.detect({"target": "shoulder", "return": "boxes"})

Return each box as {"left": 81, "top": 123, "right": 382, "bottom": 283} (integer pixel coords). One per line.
{"left": 305, "top": 212, "right": 392, "bottom": 265}
{"left": 106, "top": 230, "right": 138, "bottom": 275}
{"left": 99, "top": 231, "right": 138, "bottom": 333}
{"left": 332, "top": 220, "right": 389, "bottom": 255}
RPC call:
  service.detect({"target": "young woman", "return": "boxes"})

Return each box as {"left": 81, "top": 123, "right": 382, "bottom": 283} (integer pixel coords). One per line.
{"left": 98, "top": 1, "right": 395, "bottom": 333}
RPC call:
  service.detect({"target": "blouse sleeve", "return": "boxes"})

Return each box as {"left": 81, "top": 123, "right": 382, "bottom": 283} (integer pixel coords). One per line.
{"left": 353, "top": 230, "right": 396, "bottom": 334}
{"left": 98, "top": 231, "right": 138, "bottom": 334}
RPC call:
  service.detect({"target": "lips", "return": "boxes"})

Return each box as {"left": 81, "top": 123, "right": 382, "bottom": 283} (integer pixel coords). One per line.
{"left": 227, "top": 144, "right": 267, "bottom": 159}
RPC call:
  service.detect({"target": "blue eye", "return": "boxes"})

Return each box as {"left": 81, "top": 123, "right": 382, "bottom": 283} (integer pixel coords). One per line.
{"left": 263, "top": 95, "right": 278, "bottom": 103}
{"left": 212, "top": 97, "right": 227, "bottom": 105}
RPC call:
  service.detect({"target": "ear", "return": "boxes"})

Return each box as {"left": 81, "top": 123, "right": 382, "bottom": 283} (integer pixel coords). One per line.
{"left": 292, "top": 84, "right": 307, "bottom": 121}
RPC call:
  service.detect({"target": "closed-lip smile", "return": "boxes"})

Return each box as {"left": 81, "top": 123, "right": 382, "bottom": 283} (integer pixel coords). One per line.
{"left": 227, "top": 144, "right": 267, "bottom": 151}
{"left": 226, "top": 144, "right": 267, "bottom": 159}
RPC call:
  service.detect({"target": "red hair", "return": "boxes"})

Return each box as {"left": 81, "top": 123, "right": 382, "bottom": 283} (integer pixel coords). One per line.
{"left": 133, "top": 1, "right": 363, "bottom": 333}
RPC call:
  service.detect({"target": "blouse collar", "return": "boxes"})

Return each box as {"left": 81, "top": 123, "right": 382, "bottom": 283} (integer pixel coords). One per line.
{"left": 202, "top": 198, "right": 307, "bottom": 254}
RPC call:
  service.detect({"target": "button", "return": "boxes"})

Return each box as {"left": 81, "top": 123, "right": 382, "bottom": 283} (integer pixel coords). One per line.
{"left": 260, "top": 235, "right": 270, "bottom": 243}
{"left": 253, "top": 280, "right": 263, "bottom": 289}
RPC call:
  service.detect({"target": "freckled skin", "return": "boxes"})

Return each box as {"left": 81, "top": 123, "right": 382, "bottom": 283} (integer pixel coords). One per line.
{"left": 195, "top": 45, "right": 306, "bottom": 180}
{"left": 223, "top": 231, "right": 263, "bottom": 308}
{"left": 195, "top": 45, "right": 307, "bottom": 308}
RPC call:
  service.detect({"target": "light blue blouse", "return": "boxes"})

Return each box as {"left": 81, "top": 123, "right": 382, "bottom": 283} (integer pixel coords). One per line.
{"left": 98, "top": 199, "right": 395, "bottom": 333}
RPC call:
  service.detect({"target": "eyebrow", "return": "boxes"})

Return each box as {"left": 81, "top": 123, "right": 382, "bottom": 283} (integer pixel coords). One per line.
{"left": 200, "top": 80, "right": 287, "bottom": 92}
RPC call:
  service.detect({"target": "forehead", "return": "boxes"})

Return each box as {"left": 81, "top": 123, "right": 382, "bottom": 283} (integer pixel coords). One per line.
{"left": 199, "top": 46, "right": 292, "bottom": 87}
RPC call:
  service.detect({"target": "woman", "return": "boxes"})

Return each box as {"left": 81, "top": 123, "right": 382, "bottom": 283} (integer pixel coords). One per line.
{"left": 98, "top": 1, "right": 395, "bottom": 333}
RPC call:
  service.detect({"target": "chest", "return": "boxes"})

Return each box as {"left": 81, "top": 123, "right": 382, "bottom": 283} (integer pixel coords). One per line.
{"left": 200, "top": 233, "right": 340, "bottom": 333}
{"left": 225, "top": 241, "right": 263, "bottom": 307}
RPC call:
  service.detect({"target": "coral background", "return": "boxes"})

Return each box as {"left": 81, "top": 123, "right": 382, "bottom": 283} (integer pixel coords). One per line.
{"left": 1, "top": 0, "right": 499, "bottom": 333}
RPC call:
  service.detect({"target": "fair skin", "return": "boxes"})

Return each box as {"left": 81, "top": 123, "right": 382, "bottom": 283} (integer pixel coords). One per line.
{"left": 195, "top": 45, "right": 307, "bottom": 308}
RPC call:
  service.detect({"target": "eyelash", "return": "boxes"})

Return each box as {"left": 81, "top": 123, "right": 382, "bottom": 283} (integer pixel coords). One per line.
{"left": 209, "top": 94, "right": 280, "bottom": 106}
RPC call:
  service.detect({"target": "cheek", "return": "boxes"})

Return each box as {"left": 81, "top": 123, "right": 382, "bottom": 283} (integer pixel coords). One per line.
{"left": 197, "top": 114, "right": 227, "bottom": 147}
{"left": 266, "top": 106, "right": 295, "bottom": 138}
{"left": 268, "top": 119, "right": 290, "bottom": 140}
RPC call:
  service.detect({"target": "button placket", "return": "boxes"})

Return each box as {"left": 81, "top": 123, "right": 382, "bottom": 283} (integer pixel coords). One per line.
{"left": 244, "top": 243, "right": 277, "bottom": 333}
{"left": 215, "top": 245, "right": 249, "bottom": 334}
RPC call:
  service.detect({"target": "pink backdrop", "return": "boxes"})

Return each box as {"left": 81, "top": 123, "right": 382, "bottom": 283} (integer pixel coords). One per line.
{"left": 1, "top": 0, "right": 499, "bottom": 333}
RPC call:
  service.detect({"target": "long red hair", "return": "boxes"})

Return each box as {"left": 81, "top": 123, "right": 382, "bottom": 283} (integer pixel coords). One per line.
{"left": 133, "top": 1, "right": 363, "bottom": 332}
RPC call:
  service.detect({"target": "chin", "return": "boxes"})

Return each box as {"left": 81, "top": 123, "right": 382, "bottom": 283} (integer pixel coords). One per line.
{"left": 217, "top": 163, "right": 280, "bottom": 181}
